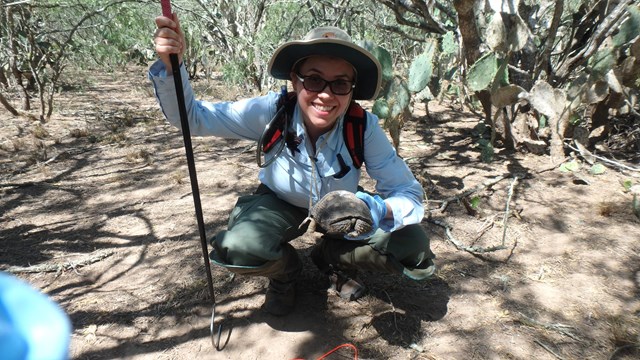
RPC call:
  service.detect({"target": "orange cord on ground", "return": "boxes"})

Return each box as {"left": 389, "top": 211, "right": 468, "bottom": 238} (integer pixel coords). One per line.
{"left": 291, "top": 343, "right": 358, "bottom": 360}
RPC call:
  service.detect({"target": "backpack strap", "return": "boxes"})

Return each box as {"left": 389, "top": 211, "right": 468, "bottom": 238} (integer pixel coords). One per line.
{"left": 264, "top": 94, "right": 367, "bottom": 168}
{"left": 343, "top": 101, "right": 366, "bottom": 169}
{"left": 262, "top": 90, "right": 296, "bottom": 154}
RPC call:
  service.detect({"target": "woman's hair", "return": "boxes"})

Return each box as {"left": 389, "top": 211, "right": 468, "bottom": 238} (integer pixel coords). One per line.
{"left": 291, "top": 58, "right": 307, "bottom": 75}
{"left": 290, "top": 56, "right": 357, "bottom": 81}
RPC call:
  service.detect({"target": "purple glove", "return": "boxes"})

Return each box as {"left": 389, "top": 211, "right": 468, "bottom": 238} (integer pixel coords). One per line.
{"left": 344, "top": 191, "right": 387, "bottom": 241}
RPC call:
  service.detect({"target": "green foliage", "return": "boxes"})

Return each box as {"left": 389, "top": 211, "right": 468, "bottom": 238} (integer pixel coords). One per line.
{"left": 493, "top": 59, "right": 510, "bottom": 88}
{"left": 449, "top": 0, "right": 640, "bottom": 161}
{"left": 361, "top": 41, "right": 393, "bottom": 85}
{"left": 41, "top": 1, "right": 155, "bottom": 69}
{"left": 470, "top": 196, "right": 481, "bottom": 209}
{"left": 588, "top": 47, "right": 616, "bottom": 77}
{"left": 441, "top": 31, "right": 457, "bottom": 55}
{"left": 367, "top": 43, "right": 408, "bottom": 119}
{"left": 589, "top": 163, "right": 606, "bottom": 175}
{"left": 221, "top": 60, "right": 251, "bottom": 86}
{"left": 477, "top": 138, "right": 494, "bottom": 163}
{"left": 539, "top": 115, "right": 547, "bottom": 128}
{"left": 559, "top": 160, "right": 580, "bottom": 172}
{"left": 373, "top": 74, "right": 411, "bottom": 122}
{"left": 468, "top": 52, "right": 498, "bottom": 92}
{"left": 372, "top": 99, "right": 390, "bottom": 119}
{"left": 569, "top": 114, "right": 583, "bottom": 126}
{"left": 388, "top": 77, "right": 411, "bottom": 119}
{"left": 613, "top": 6, "right": 640, "bottom": 47}
{"left": 0, "top": 0, "right": 159, "bottom": 119}
{"left": 1, "top": 0, "right": 635, "bottom": 165}
{"left": 473, "top": 121, "right": 490, "bottom": 138}
{"left": 408, "top": 41, "right": 436, "bottom": 93}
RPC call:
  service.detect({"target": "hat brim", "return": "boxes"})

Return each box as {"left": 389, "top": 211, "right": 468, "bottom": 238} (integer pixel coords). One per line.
{"left": 268, "top": 39, "right": 381, "bottom": 100}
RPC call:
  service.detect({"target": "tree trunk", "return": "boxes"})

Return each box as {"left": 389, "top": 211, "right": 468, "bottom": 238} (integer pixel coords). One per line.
{"left": 453, "top": 0, "right": 482, "bottom": 65}
{"left": 535, "top": 0, "right": 564, "bottom": 82}
{"left": 548, "top": 110, "right": 571, "bottom": 161}
{"left": 493, "top": 107, "right": 516, "bottom": 150}
{"left": 0, "top": 90, "right": 20, "bottom": 116}
{"left": 454, "top": 0, "right": 493, "bottom": 123}
{"left": 6, "top": 5, "right": 30, "bottom": 111}
{"left": 0, "top": 68, "right": 8, "bottom": 88}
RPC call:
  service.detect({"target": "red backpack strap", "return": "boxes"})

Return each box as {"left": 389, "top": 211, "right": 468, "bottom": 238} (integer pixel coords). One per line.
{"left": 343, "top": 101, "right": 366, "bottom": 169}
{"left": 262, "top": 91, "right": 296, "bottom": 154}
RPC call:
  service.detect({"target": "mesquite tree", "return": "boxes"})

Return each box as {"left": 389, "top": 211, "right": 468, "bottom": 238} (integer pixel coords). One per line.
{"left": 0, "top": 0, "right": 154, "bottom": 121}
{"left": 2, "top": 0, "right": 637, "bottom": 163}
{"left": 177, "top": 0, "right": 397, "bottom": 92}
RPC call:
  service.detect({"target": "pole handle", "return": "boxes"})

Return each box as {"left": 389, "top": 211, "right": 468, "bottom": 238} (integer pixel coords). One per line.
{"left": 160, "top": 0, "right": 171, "bottom": 17}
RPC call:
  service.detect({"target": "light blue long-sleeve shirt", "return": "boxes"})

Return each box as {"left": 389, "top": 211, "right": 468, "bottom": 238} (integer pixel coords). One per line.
{"left": 148, "top": 60, "right": 424, "bottom": 232}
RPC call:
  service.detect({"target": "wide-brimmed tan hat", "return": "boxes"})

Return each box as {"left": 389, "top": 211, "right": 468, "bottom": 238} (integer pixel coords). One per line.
{"left": 268, "top": 26, "right": 381, "bottom": 100}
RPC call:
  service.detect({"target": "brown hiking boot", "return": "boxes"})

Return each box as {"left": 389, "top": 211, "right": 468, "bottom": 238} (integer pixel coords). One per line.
{"left": 311, "top": 243, "right": 367, "bottom": 301}
{"left": 329, "top": 270, "right": 367, "bottom": 301}
{"left": 264, "top": 279, "right": 296, "bottom": 316}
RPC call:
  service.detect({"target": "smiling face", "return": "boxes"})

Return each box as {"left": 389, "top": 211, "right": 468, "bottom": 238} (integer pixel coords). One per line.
{"left": 290, "top": 55, "right": 355, "bottom": 141}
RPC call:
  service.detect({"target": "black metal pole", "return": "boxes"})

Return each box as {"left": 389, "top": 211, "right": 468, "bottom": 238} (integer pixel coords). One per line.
{"left": 160, "top": 2, "right": 228, "bottom": 350}
{"left": 168, "top": 53, "right": 216, "bottom": 303}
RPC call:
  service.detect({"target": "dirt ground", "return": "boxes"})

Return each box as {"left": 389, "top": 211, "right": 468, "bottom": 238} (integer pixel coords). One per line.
{"left": 1, "top": 66, "right": 639, "bottom": 360}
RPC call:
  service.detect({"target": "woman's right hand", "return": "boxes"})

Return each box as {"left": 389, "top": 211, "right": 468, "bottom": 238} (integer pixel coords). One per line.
{"left": 153, "top": 13, "right": 185, "bottom": 72}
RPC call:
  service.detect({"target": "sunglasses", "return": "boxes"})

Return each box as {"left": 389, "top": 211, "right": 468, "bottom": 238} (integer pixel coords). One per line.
{"left": 296, "top": 74, "right": 355, "bottom": 95}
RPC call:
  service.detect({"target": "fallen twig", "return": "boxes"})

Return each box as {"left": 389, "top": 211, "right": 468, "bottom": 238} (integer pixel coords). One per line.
{"left": 42, "top": 150, "right": 69, "bottom": 166}
{"left": 223, "top": 157, "right": 257, "bottom": 170}
{"left": 435, "top": 174, "right": 516, "bottom": 213}
{"left": 515, "top": 312, "right": 582, "bottom": 341}
{"left": 534, "top": 339, "right": 565, "bottom": 360}
{"left": 3, "top": 143, "right": 115, "bottom": 183}
{"left": 381, "top": 290, "right": 401, "bottom": 335}
{"left": 4, "top": 250, "right": 115, "bottom": 274}
{"left": 501, "top": 176, "right": 520, "bottom": 247}
{"left": 567, "top": 141, "right": 640, "bottom": 172}
{"left": 535, "top": 156, "right": 571, "bottom": 174}
{"left": 427, "top": 218, "right": 507, "bottom": 254}
{"left": 473, "top": 214, "right": 496, "bottom": 241}
{"left": 0, "top": 180, "right": 56, "bottom": 188}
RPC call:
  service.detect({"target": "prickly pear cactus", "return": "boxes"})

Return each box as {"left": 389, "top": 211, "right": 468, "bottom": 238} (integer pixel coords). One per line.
{"left": 360, "top": 40, "right": 393, "bottom": 87}
{"left": 468, "top": 52, "right": 499, "bottom": 92}
{"left": 388, "top": 77, "right": 410, "bottom": 119}
{"left": 408, "top": 40, "right": 436, "bottom": 93}
{"left": 366, "top": 40, "right": 434, "bottom": 153}
{"left": 372, "top": 98, "right": 390, "bottom": 119}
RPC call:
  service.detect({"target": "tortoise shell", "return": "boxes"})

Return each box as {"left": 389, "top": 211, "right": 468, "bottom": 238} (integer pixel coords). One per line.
{"left": 310, "top": 190, "right": 374, "bottom": 238}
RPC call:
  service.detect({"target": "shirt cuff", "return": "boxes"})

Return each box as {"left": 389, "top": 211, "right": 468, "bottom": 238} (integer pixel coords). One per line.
{"left": 148, "top": 59, "right": 170, "bottom": 79}
{"left": 380, "top": 197, "right": 424, "bottom": 232}
{"left": 379, "top": 204, "right": 398, "bottom": 232}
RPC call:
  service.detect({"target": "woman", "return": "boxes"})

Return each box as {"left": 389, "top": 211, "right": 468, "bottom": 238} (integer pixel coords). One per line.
{"left": 151, "top": 14, "right": 436, "bottom": 316}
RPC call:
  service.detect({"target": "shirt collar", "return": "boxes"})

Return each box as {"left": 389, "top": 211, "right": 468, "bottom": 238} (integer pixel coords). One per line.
{"left": 291, "top": 104, "right": 345, "bottom": 152}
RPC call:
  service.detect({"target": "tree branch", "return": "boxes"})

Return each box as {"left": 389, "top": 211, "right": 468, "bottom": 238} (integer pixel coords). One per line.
{"left": 378, "top": 24, "right": 429, "bottom": 42}
{"left": 0, "top": 89, "right": 19, "bottom": 116}
{"left": 555, "top": 0, "right": 634, "bottom": 80}
{"left": 535, "top": 0, "right": 564, "bottom": 80}
{"left": 376, "top": 0, "right": 447, "bottom": 35}
{"left": 427, "top": 217, "right": 508, "bottom": 254}
{"left": 4, "top": 250, "right": 115, "bottom": 274}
